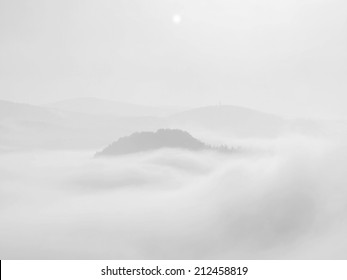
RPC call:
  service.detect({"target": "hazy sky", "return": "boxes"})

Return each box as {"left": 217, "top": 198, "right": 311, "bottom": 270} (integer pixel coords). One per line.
{"left": 0, "top": 0, "right": 346, "bottom": 118}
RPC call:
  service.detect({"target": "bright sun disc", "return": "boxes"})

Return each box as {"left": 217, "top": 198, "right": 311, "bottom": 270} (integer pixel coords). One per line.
{"left": 172, "top": 14, "right": 181, "bottom": 24}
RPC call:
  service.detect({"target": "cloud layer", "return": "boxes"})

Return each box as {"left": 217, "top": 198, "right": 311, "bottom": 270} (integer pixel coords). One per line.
{"left": 0, "top": 135, "right": 347, "bottom": 259}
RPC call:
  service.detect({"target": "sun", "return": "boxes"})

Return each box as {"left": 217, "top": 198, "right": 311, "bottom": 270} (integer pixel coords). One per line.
{"left": 172, "top": 14, "right": 182, "bottom": 25}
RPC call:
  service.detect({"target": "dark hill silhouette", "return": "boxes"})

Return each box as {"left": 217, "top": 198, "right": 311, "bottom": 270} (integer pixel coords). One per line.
{"left": 95, "top": 129, "right": 233, "bottom": 156}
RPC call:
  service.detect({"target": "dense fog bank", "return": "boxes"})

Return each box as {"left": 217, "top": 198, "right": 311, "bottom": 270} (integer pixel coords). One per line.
{"left": 1, "top": 134, "right": 346, "bottom": 259}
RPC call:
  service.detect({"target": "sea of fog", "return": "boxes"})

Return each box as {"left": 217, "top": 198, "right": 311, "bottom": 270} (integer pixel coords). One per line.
{"left": 0, "top": 135, "right": 347, "bottom": 259}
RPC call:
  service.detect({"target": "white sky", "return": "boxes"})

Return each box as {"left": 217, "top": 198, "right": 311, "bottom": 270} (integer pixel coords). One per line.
{"left": 0, "top": 0, "right": 346, "bottom": 119}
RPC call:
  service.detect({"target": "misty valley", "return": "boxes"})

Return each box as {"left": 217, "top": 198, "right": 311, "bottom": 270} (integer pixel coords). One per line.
{"left": 1, "top": 98, "right": 347, "bottom": 259}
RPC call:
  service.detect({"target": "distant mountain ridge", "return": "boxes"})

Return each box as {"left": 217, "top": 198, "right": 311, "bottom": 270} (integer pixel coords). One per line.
{"left": 95, "top": 129, "right": 233, "bottom": 156}
{"left": 0, "top": 99, "right": 165, "bottom": 149}
{"left": 2, "top": 98, "right": 343, "bottom": 151}
{"left": 0, "top": 100, "right": 59, "bottom": 121}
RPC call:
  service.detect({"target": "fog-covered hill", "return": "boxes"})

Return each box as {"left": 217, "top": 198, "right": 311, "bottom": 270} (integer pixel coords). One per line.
{"left": 96, "top": 129, "right": 232, "bottom": 156}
